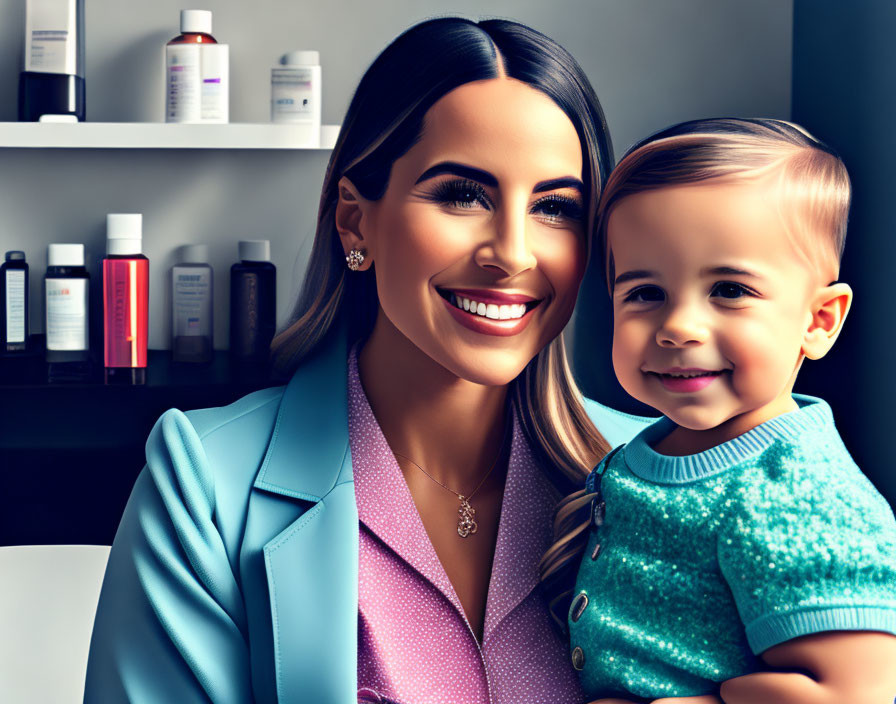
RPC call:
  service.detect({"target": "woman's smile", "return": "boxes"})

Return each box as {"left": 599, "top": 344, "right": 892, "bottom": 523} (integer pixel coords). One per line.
{"left": 437, "top": 286, "right": 544, "bottom": 336}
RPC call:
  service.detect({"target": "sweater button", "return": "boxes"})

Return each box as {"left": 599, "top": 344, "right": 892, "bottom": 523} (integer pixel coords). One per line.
{"left": 571, "top": 646, "right": 585, "bottom": 671}
{"left": 570, "top": 592, "right": 589, "bottom": 623}
{"left": 590, "top": 541, "right": 602, "bottom": 561}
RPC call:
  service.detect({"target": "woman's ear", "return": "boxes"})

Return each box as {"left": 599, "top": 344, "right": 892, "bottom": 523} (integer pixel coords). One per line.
{"left": 335, "top": 176, "right": 374, "bottom": 270}
{"left": 802, "top": 282, "right": 853, "bottom": 360}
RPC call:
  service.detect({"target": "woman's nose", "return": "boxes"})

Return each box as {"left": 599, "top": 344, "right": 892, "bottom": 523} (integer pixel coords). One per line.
{"left": 474, "top": 204, "right": 538, "bottom": 277}
{"left": 655, "top": 302, "right": 709, "bottom": 348}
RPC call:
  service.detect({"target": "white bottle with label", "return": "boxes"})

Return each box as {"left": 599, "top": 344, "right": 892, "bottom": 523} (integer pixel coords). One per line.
{"left": 271, "top": 50, "right": 321, "bottom": 145}
{"left": 45, "top": 243, "right": 89, "bottom": 361}
{"left": 171, "top": 244, "right": 213, "bottom": 363}
{"left": 166, "top": 10, "right": 229, "bottom": 124}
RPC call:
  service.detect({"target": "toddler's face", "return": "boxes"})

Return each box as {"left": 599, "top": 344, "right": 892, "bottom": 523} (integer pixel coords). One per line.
{"left": 607, "top": 179, "right": 819, "bottom": 432}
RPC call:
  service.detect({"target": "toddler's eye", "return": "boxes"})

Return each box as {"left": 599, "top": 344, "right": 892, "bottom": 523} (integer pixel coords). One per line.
{"left": 429, "top": 178, "right": 490, "bottom": 210}
{"left": 711, "top": 282, "right": 754, "bottom": 299}
{"left": 623, "top": 285, "right": 665, "bottom": 303}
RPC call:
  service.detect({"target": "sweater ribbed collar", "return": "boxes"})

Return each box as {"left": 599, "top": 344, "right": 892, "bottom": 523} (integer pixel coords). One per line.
{"left": 622, "top": 394, "right": 833, "bottom": 484}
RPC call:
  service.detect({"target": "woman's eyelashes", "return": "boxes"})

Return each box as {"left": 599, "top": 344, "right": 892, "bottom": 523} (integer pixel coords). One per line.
{"left": 531, "top": 194, "right": 584, "bottom": 224}
{"left": 423, "top": 178, "right": 584, "bottom": 223}
{"left": 427, "top": 178, "right": 491, "bottom": 210}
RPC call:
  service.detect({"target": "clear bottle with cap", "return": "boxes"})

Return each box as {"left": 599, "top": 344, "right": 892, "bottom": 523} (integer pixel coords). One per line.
{"left": 271, "top": 50, "right": 321, "bottom": 143}
{"left": 172, "top": 243, "right": 213, "bottom": 364}
{"left": 45, "top": 243, "right": 89, "bottom": 363}
{"left": 0, "top": 251, "right": 29, "bottom": 353}
{"left": 166, "top": 9, "right": 219, "bottom": 123}
{"left": 103, "top": 214, "right": 149, "bottom": 384}
{"left": 230, "top": 239, "right": 276, "bottom": 368}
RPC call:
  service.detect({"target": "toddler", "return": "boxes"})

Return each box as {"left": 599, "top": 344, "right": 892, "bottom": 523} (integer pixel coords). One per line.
{"left": 544, "top": 118, "right": 896, "bottom": 703}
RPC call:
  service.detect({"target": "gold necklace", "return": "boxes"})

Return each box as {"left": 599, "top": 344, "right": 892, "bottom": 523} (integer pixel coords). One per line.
{"left": 394, "top": 419, "right": 509, "bottom": 539}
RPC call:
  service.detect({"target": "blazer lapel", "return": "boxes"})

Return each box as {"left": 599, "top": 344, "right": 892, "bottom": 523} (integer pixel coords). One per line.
{"left": 253, "top": 326, "right": 359, "bottom": 703}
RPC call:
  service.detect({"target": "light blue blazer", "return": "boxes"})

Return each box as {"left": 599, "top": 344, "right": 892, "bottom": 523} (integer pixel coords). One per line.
{"left": 83, "top": 329, "right": 653, "bottom": 704}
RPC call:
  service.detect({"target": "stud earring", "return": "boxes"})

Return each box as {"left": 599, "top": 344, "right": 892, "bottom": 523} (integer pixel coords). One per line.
{"left": 346, "top": 248, "right": 365, "bottom": 271}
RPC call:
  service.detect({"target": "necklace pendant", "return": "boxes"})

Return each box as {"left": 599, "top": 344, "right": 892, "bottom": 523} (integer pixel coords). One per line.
{"left": 457, "top": 495, "right": 478, "bottom": 538}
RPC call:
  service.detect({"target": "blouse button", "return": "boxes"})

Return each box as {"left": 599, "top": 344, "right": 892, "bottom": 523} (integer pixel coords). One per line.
{"left": 570, "top": 592, "right": 589, "bottom": 623}
{"left": 571, "top": 645, "right": 586, "bottom": 671}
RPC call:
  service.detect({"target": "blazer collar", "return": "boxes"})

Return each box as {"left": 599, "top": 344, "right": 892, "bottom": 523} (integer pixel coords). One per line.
{"left": 253, "top": 323, "right": 352, "bottom": 501}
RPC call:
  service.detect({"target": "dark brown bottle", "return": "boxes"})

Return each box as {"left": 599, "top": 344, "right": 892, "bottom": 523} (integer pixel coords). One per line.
{"left": 230, "top": 240, "right": 276, "bottom": 369}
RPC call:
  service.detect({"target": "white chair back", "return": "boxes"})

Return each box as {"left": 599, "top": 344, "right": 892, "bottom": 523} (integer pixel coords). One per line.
{"left": 0, "top": 545, "right": 110, "bottom": 704}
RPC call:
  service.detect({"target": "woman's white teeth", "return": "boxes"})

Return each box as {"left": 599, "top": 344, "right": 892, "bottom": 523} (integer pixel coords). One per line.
{"left": 452, "top": 294, "right": 527, "bottom": 320}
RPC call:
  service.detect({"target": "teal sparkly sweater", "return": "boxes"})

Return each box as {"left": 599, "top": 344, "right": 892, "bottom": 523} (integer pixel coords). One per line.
{"left": 569, "top": 395, "right": 896, "bottom": 700}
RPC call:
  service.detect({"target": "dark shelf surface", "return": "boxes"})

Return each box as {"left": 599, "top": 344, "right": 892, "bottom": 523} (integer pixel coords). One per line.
{"left": 1, "top": 340, "right": 282, "bottom": 545}
{"left": 0, "top": 340, "right": 278, "bottom": 450}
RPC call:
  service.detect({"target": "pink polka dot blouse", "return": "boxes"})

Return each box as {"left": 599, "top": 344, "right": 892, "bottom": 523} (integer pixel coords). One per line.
{"left": 348, "top": 349, "right": 586, "bottom": 704}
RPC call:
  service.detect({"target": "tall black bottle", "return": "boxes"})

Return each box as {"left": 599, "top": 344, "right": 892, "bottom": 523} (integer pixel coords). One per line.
{"left": 230, "top": 240, "right": 276, "bottom": 368}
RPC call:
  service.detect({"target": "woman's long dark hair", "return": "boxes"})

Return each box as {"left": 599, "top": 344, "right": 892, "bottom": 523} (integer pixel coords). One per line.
{"left": 271, "top": 17, "right": 615, "bottom": 497}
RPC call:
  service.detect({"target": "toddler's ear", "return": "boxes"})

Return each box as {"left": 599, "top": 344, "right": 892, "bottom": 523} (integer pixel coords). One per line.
{"left": 802, "top": 282, "right": 853, "bottom": 360}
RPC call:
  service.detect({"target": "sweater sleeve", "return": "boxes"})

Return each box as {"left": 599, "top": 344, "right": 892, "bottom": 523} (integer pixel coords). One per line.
{"left": 716, "top": 437, "right": 896, "bottom": 655}
{"left": 83, "top": 408, "right": 253, "bottom": 704}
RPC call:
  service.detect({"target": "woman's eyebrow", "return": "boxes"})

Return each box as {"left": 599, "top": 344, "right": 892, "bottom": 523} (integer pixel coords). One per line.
{"left": 415, "top": 162, "right": 498, "bottom": 187}
{"left": 533, "top": 177, "right": 584, "bottom": 195}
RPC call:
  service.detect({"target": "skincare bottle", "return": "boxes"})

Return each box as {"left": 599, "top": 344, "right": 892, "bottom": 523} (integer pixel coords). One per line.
{"left": 103, "top": 214, "right": 149, "bottom": 384}
{"left": 171, "top": 244, "right": 213, "bottom": 364}
{"left": 0, "top": 251, "right": 29, "bottom": 353}
{"left": 271, "top": 51, "right": 321, "bottom": 143}
{"left": 166, "top": 10, "right": 228, "bottom": 124}
{"left": 19, "top": 0, "right": 86, "bottom": 122}
{"left": 45, "top": 243, "right": 89, "bottom": 363}
{"left": 230, "top": 240, "right": 276, "bottom": 367}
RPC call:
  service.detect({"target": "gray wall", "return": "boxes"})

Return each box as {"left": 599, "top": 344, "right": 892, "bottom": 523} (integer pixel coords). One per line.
{"left": 792, "top": 0, "right": 895, "bottom": 501}
{"left": 0, "top": 0, "right": 793, "bottom": 350}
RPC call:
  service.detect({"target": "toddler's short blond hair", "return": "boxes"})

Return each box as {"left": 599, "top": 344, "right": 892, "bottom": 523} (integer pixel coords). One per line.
{"left": 597, "top": 118, "right": 851, "bottom": 285}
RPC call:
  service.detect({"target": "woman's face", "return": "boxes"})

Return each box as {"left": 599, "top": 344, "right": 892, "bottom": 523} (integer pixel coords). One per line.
{"left": 357, "top": 78, "right": 588, "bottom": 386}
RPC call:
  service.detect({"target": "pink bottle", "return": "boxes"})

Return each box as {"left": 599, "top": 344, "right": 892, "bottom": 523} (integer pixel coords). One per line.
{"left": 103, "top": 213, "right": 149, "bottom": 384}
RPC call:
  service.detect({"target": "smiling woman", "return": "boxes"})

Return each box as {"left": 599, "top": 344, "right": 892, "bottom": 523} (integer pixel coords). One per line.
{"left": 83, "top": 17, "right": 655, "bottom": 704}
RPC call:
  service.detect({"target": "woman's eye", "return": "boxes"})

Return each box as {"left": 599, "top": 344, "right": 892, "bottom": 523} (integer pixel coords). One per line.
{"left": 711, "top": 282, "right": 753, "bottom": 299}
{"left": 623, "top": 285, "right": 665, "bottom": 304}
{"left": 430, "top": 179, "right": 489, "bottom": 209}
{"left": 531, "top": 195, "right": 584, "bottom": 223}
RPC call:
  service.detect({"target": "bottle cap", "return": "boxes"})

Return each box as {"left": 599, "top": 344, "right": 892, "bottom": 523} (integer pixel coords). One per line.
{"left": 48, "top": 244, "right": 85, "bottom": 267}
{"left": 280, "top": 51, "right": 320, "bottom": 66}
{"left": 106, "top": 214, "right": 143, "bottom": 256}
{"left": 5, "top": 251, "right": 25, "bottom": 262}
{"left": 180, "top": 9, "right": 212, "bottom": 34}
{"left": 238, "top": 240, "right": 270, "bottom": 262}
{"left": 180, "top": 244, "right": 209, "bottom": 263}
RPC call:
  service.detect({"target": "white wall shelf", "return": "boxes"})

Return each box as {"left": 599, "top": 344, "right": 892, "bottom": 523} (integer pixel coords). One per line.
{"left": 0, "top": 122, "right": 340, "bottom": 150}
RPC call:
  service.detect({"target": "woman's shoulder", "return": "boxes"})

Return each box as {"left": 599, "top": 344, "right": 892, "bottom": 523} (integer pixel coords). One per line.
{"left": 146, "top": 385, "right": 287, "bottom": 504}
{"left": 581, "top": 395, "right": 658, "bottom": 448}
{"left": 179, "top": 384, "right": 286, "bottom": 442}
